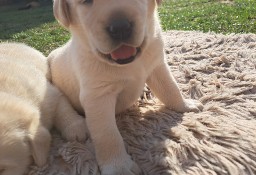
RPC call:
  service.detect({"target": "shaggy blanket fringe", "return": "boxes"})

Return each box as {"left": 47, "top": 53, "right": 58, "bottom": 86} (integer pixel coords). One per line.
{"left": 29, "top": 31, "right": 256, "bottom": 175}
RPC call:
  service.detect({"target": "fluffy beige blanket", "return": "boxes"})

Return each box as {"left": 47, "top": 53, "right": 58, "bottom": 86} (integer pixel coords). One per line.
{"left": 29, "top": 31, "right": 256, "bottom": 175}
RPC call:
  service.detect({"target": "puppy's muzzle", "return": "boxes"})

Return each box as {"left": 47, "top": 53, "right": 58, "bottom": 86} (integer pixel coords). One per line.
{"left": 98, "top": 16, "right": 144, "bottom": 65}
{"left": 107, "top": 18, "right": 133, "bottom": 42}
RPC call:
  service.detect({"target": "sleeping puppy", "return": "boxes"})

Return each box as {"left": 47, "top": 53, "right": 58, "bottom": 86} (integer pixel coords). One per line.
{"left": 0, "top": 43, "right": 86, "bottom": 175}
{"left": 49, "top": 0, "right": 203, "bottom": 174}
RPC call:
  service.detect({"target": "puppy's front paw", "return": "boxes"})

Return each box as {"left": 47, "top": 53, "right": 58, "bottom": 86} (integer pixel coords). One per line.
{"left": 181, "top": 99, "right": 203, "bottom": 113}
{"left": 101, "top": 155, "right": 141, "bottom": 175}
{"left": 62, "top": 117, "right": 88, "bottom": 142}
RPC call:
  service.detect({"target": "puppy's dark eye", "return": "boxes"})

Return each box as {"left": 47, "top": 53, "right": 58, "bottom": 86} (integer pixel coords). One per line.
{"left": 82, "top": 0, "right": 93, "bottom": 4}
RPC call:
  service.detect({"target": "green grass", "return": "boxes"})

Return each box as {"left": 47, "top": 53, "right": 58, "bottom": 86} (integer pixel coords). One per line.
{"left": 0, "top": 0, "right": 255, "bottom": 55}
{"left": 159, "top": 0, "right": 256, "bottom": 33}
{"left": 0, "top": 3, "right": 69, "bottom": 55}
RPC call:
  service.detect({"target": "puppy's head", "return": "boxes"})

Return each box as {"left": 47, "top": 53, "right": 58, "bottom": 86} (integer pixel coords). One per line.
{"left": 54, "top": 0, "right": 163, "bottom": 65}
{"left": 0, "top": 98, "right": 51, "bottom": 174}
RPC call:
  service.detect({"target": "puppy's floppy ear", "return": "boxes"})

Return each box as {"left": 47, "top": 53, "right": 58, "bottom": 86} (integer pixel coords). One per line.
{"left": 156, "top": 0, "right": 162, "bottom": 5}
{"left": 29, "top": 124, "right": 51, "bottom": 167}
{"left": 53, "top": 0, "right": 71, "bottom": 28}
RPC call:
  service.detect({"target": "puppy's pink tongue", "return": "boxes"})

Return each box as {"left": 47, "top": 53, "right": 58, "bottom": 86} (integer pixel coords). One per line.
{"left": 111, "top": 45, "right": 136, "bottom": 60}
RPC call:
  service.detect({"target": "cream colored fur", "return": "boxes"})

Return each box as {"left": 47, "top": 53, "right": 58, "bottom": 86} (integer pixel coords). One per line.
{"left": 49, "top": 0, "right": 203, "bottom": 174}
{"left": 0, "top": 43, "right": 87, "bottom": 175}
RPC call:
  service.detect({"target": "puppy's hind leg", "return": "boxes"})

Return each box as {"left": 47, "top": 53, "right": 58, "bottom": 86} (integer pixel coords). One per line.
{"left": 55, "top": 93, "right": 88, "bottom": 142}
{"left": 46, "top": 84, "right": 88, "bottom": 141}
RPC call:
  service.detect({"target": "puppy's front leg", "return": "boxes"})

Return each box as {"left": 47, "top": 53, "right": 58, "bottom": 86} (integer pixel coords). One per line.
{"left": 81, "top": 92, "right": 141, "bottom": 175}
{"left": 147, "top": 63, "right": 203, "bottom": 112}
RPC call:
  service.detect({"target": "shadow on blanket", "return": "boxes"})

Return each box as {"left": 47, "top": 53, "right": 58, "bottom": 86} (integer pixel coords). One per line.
{"left": 29, "top": 30, "right": 256, "bottom": 175}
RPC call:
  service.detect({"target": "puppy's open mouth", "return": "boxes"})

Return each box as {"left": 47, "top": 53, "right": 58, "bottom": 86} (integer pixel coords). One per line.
{"left": 99, "top": 45, "right": 141, "bottom": 65}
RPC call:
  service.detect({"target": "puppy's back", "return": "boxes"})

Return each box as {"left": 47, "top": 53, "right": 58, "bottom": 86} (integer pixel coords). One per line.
{"left": 0, "top": 43, "right": 50, "bottom": 107}
{"left": 0, "top": 43, "right": 49, "bottom": 77}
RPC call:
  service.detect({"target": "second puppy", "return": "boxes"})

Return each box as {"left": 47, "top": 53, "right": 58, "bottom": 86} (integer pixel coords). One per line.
{"left": 0, "top": 43, "right": 87, "bottom": 175}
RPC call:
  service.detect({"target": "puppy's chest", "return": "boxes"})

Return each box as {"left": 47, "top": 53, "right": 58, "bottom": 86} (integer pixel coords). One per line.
{"left": 115, "top": 76, "right": 146, "bottom": 113}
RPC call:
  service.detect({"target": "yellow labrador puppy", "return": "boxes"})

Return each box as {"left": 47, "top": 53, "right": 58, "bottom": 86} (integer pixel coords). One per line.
{"left": 0, "top": 43, "right": 86, "bottom": 175}
{"left": 49, "top": 0, "right": 203, "bottom": 174}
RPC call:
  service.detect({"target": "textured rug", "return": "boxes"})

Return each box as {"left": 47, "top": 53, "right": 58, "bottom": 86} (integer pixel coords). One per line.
{"left": 28, "top": 30, "right": 256, "bottom": 175}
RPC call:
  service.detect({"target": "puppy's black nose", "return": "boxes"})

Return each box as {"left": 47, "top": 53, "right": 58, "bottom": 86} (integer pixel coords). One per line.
{"left": 107, "top": 19, "right": 132, "bottom": 41}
